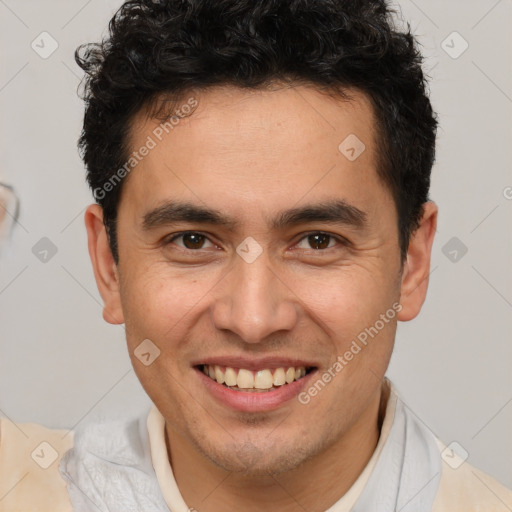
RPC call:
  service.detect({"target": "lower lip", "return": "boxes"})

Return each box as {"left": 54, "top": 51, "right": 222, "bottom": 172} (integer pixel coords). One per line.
{"left": 196, "top": 368, "right": 317, "bottom": 412}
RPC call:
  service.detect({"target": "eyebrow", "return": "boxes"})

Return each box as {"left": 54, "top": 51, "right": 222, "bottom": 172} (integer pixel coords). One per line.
{"left": 142, "top": 202, "right": 236, "bottom": 231}
{"left": 141, "top": 199, "right": 367, "bottom": 232}
{"left": 271, "top": 200, "right": 367, "bottom": 230}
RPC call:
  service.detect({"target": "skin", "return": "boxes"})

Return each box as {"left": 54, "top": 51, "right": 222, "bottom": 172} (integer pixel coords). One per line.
{"left": 85, "top": 83, "right": 437, "bottom": 511}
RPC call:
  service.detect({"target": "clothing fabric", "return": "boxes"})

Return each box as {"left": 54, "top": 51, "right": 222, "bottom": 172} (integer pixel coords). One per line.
{"left": 120, "top": 379, "right": 441, "bottom": 511}
{"left": 0, "top": 419, "right": 73, "bottom": 512}
{"left": 1, "top": 379, "right": 511, "bottom": 511}
{"left": 59, "top": 411, "right": 168, "bottom": 512}
{"left": 56, "top": 380, "right": 434, "bottom": 510}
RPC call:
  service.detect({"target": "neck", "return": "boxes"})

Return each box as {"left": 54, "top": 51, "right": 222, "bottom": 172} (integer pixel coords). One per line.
{"left": 166, "top": 382, "right": 388, "bottom": 512}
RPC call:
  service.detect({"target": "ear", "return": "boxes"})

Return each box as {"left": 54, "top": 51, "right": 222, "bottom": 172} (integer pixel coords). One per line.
{"left": 84, "top": 204, "right": 124, "bottom": 325}
{"left": 398, "top": 201, "right": 438, "bottom": 322}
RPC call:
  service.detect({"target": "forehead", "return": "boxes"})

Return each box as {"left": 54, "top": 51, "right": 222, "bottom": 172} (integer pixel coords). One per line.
{"left": 120, "top": 84, "right": 389, "bottom": 221}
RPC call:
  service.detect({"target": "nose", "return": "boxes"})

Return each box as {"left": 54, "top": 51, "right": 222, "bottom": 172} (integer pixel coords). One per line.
{"left": 211, "top": 256, "right": 299, "bottom": 344}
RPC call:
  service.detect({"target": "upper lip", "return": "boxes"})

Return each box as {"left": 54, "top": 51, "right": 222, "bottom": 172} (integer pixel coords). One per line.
{"left": 192, "top": 356, "right": 319, "bottom": 371}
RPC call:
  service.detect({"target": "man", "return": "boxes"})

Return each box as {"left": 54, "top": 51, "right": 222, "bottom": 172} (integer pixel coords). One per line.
{"left": 0, "top": 0, "right": 511, "bottom": 510}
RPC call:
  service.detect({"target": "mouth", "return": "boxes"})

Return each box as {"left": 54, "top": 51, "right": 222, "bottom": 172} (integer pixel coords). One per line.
{"left": 198, "top": 364, "right": 316, "bottom": 392}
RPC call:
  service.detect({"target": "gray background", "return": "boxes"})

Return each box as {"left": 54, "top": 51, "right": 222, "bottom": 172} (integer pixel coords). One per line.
{"left": 1, "top": 0, "right": 511, "bottom": 489}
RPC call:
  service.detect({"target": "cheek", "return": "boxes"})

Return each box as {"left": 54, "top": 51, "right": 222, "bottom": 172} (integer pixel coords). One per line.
{"left": 119, "top": 264, "right": 219, "bottom": 348}
{"left": 289, "top": 264, "right": 399, "bottom": 380}
{"left": 291, "top": 264, "right": 398, "bottom": 330}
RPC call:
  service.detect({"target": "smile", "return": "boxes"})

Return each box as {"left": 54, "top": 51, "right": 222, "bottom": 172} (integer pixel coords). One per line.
{"left": 200, "top": 364, "right": 314, "bottom": 392}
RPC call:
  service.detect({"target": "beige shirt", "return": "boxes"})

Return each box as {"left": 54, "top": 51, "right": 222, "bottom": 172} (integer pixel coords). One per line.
{"left": 1, "top": 385, "right": 511, "bottom": 511}
{"left": 0, "top": 419, "right": 74, "bottom": 511}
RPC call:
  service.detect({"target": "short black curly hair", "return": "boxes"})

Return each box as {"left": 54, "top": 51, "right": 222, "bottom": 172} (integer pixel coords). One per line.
{"left": 76, "top": 0, "right": 437, "bottom": 264}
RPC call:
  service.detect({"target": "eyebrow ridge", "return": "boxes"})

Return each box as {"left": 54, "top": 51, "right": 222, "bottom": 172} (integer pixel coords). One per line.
{"left": 271, "top": 200, "right": 367, "bottom": 230}
{"left": 142, "top": 202, "right": 235, "bottom": 231}
{"left": 141, "top": 199, "right": 367, "bottom": 231}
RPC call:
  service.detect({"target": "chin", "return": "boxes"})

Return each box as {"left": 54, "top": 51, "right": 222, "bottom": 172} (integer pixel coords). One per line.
{"left": 198, "top": 435, "right": 321, "bottom": 476}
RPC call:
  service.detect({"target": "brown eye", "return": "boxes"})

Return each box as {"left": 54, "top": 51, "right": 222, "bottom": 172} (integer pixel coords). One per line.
{"left": 308, "top": 233, "right": 329, "bottom": 249}
{"left": 306, "top": 233, "right": 333, "bottom": 250}
{"left": 182, "top": 233, "right": 206, "bottom": 249}
{"left": 170, "top": 232, "right": 214, "bottom": 250}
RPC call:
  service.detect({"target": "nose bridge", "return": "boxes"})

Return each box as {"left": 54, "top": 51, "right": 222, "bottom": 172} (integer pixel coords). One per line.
{"left": 211, "top": 254, "right": 297, "bottom": 343}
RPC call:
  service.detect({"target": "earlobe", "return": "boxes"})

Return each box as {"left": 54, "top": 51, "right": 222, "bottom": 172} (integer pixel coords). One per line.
{"left": 84, "top": 204, "right": 125, "bottom": 325}
{"left": 397, "top": 201, "right": 438, "bottom": 322}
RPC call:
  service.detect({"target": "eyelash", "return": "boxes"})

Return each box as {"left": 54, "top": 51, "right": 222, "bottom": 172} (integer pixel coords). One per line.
{"left": 165, "top": 231, "right": 348, "bottom": 252}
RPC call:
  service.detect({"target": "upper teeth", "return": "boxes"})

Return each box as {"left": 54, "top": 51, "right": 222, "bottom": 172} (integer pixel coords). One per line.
{"left": 203, "top": 365, "right": 307, "bottom": 390}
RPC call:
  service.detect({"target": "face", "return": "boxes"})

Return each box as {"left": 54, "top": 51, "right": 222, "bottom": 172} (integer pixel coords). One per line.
{"left": 86, "top": 84, "right": 436, "bottom": 475}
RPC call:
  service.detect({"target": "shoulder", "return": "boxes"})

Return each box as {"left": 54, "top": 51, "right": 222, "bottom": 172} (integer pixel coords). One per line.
{"left": 432, "top": 437, "right": 512, "bottom": 512}
{"left": 0, "top": 417, "right": 74, "bottom": 512}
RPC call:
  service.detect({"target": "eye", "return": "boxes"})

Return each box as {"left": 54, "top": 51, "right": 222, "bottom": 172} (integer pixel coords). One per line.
{"left": 168, "top": 232, "right": 215, "bottom": 250}
{"left": 296, "top": 232, "right": 340, "bottom": 250}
